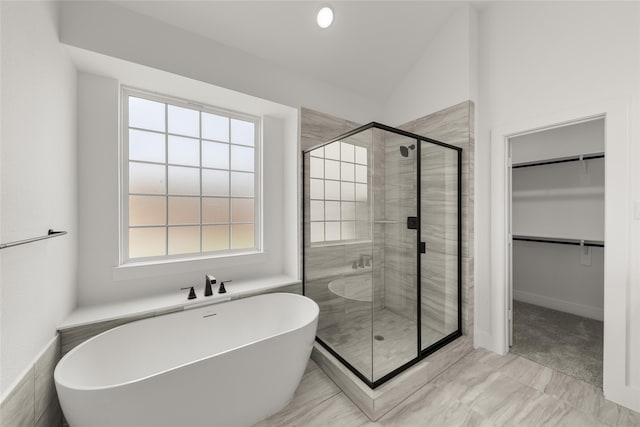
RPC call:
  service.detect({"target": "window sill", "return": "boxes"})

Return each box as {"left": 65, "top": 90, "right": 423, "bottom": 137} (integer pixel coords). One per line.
{"left": 113, "top": 250, "right": 264, "bottom": 281}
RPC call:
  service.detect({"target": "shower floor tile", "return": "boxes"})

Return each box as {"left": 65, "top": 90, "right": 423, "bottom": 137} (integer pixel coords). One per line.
{"left": 318, "top": 308, "right": 446, "bottom": 381}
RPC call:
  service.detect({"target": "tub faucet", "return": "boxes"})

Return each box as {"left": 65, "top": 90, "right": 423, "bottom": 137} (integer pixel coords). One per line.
{"left": 358, "top": 255, "right": 372, "bottom": 268}
{"left": 204, "top": 275, "right": 216, "bottom": 297}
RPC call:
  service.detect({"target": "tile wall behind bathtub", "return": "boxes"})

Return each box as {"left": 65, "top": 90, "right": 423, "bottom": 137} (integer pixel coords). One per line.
{"left": 0, "top": 335, "right": 63, "bottom": 427}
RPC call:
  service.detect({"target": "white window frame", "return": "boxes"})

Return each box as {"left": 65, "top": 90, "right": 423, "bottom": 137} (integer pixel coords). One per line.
{"left": 120, "top": 86, "right": 262, "bottom": 265}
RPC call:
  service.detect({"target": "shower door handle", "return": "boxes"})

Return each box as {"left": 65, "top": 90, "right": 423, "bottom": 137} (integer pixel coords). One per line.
{"left": 407, "top": 216, "right": 418, "bottom": 229}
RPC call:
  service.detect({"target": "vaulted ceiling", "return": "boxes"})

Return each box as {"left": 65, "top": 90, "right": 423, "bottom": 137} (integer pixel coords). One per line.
{"left": 112, "top": 1, "right": 462, "bottom": 102}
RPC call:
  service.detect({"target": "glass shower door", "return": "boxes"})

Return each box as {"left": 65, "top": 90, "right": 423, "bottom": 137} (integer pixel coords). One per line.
{"left": 420, "top": 141, "right": 460, "bottom": 351}
{"left": 372, "top": 129, "right": 418, "bottom": 382}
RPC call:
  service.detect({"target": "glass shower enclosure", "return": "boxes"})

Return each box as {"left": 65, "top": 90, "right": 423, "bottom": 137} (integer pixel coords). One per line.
{"left": 303, "top": 123, "right": 461, "bottom": 388}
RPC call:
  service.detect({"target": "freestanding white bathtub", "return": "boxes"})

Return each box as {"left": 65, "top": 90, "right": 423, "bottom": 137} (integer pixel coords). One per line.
{"left": 54, "top": 293, "right": 319, "bottom": 427}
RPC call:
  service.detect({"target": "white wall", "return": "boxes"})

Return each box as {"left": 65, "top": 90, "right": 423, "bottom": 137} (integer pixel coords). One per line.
{"left": 76, "top": 64, "right": 298, "bottom": 306}
{"left": 478, "top": 1, "right": 640, "bottom": 410}
{"left": 511, "top": 118, "right": 605, "bottom": 164}
{"left": 59, "top": 1, "right": 379, "bottom": 125}
{"left": 0, "top": 1, "right": 77, "bottom": 397}
{"left": 383, "top": 4, "right": 477, "bottom": 126}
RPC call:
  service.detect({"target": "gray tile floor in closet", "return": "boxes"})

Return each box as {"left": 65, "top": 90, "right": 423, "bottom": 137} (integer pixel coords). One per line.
{"left": 254, "top": 348, "right": 639, "bottom": 426}
{"left": 511, "top": 300, "right": 603, "bottom": 388}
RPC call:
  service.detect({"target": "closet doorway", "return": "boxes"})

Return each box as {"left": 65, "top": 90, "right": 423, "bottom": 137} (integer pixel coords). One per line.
{"left": 507, "top": 117, "right": 605, "bottom": 388}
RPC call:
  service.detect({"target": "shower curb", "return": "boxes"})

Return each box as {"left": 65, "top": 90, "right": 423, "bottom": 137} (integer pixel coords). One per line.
{"left": 311, "top": 335, "right": 473, "bottom": 421}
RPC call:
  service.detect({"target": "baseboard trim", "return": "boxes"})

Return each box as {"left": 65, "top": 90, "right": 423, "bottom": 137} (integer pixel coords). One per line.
{"left": 513, "top": 289, "right": 603, "bottom": 321}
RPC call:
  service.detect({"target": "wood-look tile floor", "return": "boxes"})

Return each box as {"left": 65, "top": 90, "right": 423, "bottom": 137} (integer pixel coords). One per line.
{"left": 254, "top": 348, "right": 640, "bottom": 427}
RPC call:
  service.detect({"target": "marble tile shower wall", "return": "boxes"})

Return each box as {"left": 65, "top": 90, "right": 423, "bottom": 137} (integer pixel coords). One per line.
{"left": 301, "top": 109, "right": 385, "bottom": 335}
{"left": 398, "top": 101, "right": 475, "bottom": 335}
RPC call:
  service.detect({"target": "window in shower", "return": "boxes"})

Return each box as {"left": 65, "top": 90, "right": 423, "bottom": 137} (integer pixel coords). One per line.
{"left": 121, "top": 88, "right": 261, "bottom": 263}
{"left": 309, "top": 141, "right": 370, "bottom": 244}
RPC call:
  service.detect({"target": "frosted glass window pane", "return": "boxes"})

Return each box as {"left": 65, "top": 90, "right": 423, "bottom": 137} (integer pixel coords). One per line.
{"left": 325, "top": 201, "right": 340, "bottom": 221}
{"left": 129, "top": 97, "right": 165, "bottom": 132}
{"left": 231, "top": 172, "right": 254, "bottom": 197}
{"left": 203, "top": 225, "right": 229, "bottom": 251}
{"left": 232, "top": 224, "right": 254, "bottom": 249}
{"left": 129, "top": 129, "right": 165, "bottom": 163}
{"left": 356, "top": 183, "right": 368, "bottom": 202}
{"left": 202, "top": 169, "right": 229, "bottom": 196}
{"left": 310, "top": 179, "right": 324, "bottom": 199}
{"left": 325, "top": 222, "right": 340, "bottom": 241}
{"left": 168, "top": 166, "right": 199, "bottom": 195}
{"left": 129, "top": 227, "right": 165, "bottom": 258}
{"left": 230, "top": 119, "right": 254, "bottom": 146}
{"left": 310, "top": 157, "right": 324, "bottom": 178}
{"left": 310, "top": 201, "right": 324, "bottom": 221}
{"left": 355, "top": 165, "right": 367, "bottom": 183}
{"left": 310, "top": 222, "right": 324, "bottom": 242}
{"left": 231, "top": 146, "right": 254, "bottom": 172}
{"left": 129, "top": 162, "right": 165, "bottom": 194}
{"left": 129, "top": 196, "right": 165, "bottom": 226}
{"left": 342, "top": 222, "right": 356, "bottom": 240}
{"left": 325, "top": 142, "right": 340, "bottom": 160}
{"left": 341, "top": 162, "right": 354, "bottom": 182}
{"left": 168, "top": 135, "right": 199, "bottom": 166}
{"left": 355, "top": 146, "right": 367, "bottom": 165}
{"left": 232, "top": 198, "right": 254, "bottom": 223}
{"left": 341, "top": 182, "right": 355, "bottom": 201}
{"left": 168, "top": 105, "right": 199, "bottom": 137}
{"left": 202, "top": 197, "right": 229, "bottom": 223}
{"left": 168, "top": 196, "right": 200, "bottom": 225}
{"left": 342, "top": 202, "right": 355, "bottom": 220}
{"left": 356, "top": 202, "right": 369, "bottom": 222}
{"left": 310, "top": 147, "right": 324, "bottom": 158}
{"left": 325, "top": 181, "right": 340, "bottom": 200}
{"left": 341, "top": 142, "right": 355, "bottom": 163}
{"left": 325, "top": 160, "right": 340, "bottom": 180}
{"left": 202, "top": 113, "right": 229, "bottom": 142}
{"left": 168, "top": 226, "right": 200, "bottom": 255}
{"left": 202, "top": 141, "right": 229, "bottom": 169}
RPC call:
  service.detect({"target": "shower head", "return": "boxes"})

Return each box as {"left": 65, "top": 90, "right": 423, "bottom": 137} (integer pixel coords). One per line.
{"left": 399, "top": 144, "right": 416, "bottom": 157}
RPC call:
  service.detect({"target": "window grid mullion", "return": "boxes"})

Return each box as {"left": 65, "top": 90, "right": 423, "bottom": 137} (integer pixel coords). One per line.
{"left": 199, "top": 111, "right": 203, "bottom": 253}
{"left": 164, "top": 103, "right": 169, "bottom": 256}
{"left": 228, "top": 118, "right": 232, "bottom": 250}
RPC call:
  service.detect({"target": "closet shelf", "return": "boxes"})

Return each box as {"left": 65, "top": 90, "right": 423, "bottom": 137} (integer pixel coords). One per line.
{"left": 512, "top": 152, "right": 604, "bottom": 169}
{"left": 512, "top": 186, "right": 604, "bottom": 199}
{"left": 512, "top": 234, "right": 604, "bottom": 248}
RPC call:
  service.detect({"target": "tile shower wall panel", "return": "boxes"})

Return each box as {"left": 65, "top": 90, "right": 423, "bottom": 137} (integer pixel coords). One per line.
{"left": 383, "top": 131, "right": 417, "bottom": 319}
{"left": 398, "top": 101, "right": 475, "bottom": 336}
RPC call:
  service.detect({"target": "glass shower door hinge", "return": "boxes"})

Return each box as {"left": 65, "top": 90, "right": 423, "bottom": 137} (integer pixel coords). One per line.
{"left": 420, "top": 242, "right": 426, "bottom": 253}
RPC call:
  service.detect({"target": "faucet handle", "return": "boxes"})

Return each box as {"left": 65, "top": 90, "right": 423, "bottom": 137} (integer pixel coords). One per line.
{"left": 218, "top": 280, "right": 232, "bottom": 294}
{"left": 180, "top": 286, "right": 197, "bottom": 300}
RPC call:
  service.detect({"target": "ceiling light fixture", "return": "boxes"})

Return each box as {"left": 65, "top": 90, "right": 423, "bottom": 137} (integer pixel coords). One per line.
{"left": 317, "top": 6, "right": 333, "bottom": 29}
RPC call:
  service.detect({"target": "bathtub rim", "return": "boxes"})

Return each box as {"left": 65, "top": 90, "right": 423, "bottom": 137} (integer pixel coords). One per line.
{"left": 54, "top": 292, "right": 319, "bottom": 392}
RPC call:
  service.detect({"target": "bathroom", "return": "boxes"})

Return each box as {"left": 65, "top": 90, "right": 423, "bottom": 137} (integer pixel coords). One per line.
{"left": 2, "top": 1, "right": 640, "bottom": 426}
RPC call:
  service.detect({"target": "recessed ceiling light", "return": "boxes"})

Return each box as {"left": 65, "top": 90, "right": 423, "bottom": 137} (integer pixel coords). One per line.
{"left": 317, "top": 6, "right": 333, "bottom": 29}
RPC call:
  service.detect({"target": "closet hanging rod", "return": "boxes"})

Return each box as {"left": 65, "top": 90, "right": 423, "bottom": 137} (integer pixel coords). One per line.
{"left": 512, "top": 152, "right": 604, "bottom": 169}
{"left": 513, "top": 235, "right": 604, "bottom": 248}
{"left": 0, "top": 229, "right": 67, "bottom": 250}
